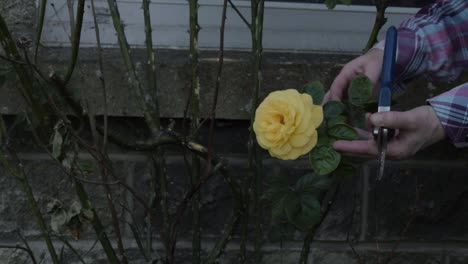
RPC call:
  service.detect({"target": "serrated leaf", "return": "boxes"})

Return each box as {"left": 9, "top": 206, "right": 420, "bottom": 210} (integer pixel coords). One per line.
{"left": 325, "top": 0, "right": 337, "bottom": 9}
{"left": 327, "top": 115, "right": 347, "bottom": 127}
{"left": 284, "top": 192, "right": 301, "bottom": 225}
{"left": 263, "top": 186, "right": 290, "bottom": 202}
{"left": 303, "top": 81, "right": 325, "bottom": 105}
{"left": 328, "top": 123, "right": 359, "bottom": 140}
{"left": 323, "top": 101, "right": 345, "bottom": 119}
{"left": 309, "top": 145, "right": 341, "bottom": 176}
{"left": 295, "top": 173, "right": 332, "bottom": 193}
{"left": 339, "top": 0, "right": 352, "bottom": 5}
{"left": 52, "top": 131, "right": 63, "bottom": 159}
{"left": 348, "top": 75, "right": 373, "bottom": 106}
{"left": 291, "top": 194, "right": 322, "bottom": 231}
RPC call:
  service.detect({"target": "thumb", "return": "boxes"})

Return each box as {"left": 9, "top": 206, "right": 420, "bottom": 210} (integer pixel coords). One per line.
{"left": 370, "top": 111, "right": 415, "bottom": 130}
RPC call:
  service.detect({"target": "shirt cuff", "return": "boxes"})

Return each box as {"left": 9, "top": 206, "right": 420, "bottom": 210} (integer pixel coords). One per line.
{"left": 427, "top": 85, "right": 468, "bottom": 148}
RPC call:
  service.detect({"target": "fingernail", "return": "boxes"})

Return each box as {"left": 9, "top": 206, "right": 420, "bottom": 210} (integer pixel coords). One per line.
{"left": 370, "top": 113, "right": 382, "bottom": 125}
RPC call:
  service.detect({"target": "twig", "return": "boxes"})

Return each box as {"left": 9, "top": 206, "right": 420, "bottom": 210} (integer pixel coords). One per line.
{"left": 363, "top": 0, "right": 389, "bottom": 52}
{"left": 188, "top": 1, "right": 202, "bottom": 264}
{"left": 90, "top": 0, "right": 109, "bottom": 151}
{"left": 228, "top": 0, "right": 252, "bottom": 31}
{"left": 34, "top": 0, "right": 47, "bottom": 63}
{"left": 105, "top": 0, "right": 160, "bottom": 135}
{"left": 63, "top": 0, "right": 85, "bottom": 84}
{"left": 0, "top": 149, "right": 60, "bottom": 264}
{"left": 0, "top": 244, "right": 38, "bottom": 264}
{"left": 0, "top": 13, "right": 47, "bottom": 121}
{"left": 53, "top": 235, "right": 86, "bottom": 264}
{"left": 248, "top": 1, "right": 265, "bottom": 262}
{"left": 17, "top": 232, "right": 38, "bottom": 264}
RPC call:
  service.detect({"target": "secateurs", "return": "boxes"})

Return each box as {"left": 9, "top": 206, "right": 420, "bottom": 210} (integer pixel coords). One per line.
{"left": 373, "top": 26, "right": 397, "bottom": 180}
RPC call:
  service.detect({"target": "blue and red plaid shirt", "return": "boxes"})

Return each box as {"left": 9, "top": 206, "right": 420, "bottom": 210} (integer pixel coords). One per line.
{"left": 374, "top": 0, "right": 468, "bottom": 147}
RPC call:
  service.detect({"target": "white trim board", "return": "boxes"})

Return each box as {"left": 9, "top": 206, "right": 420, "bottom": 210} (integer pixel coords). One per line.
{"left": 40, "top": 0, "right": 419, "bottom": 53}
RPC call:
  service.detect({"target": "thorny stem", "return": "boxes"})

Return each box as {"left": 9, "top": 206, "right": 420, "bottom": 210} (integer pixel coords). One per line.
{"left": 34, "top": 0, "right": 47, "bottom": 63}
{"left": 71, "top": 174, "right": 120, "bottom": 263}
{"left": 105, "top": 0, "right": 160, "bottom": 135}
{"left": 363, "top": 0, "right": 389, "bottom": 52}
{"left": 90, "top": 0, "right": 109, "bottom": 151}
{"left": 188, "top": 1, "right": 202, "bottom": 264}
{"left": 228, "top": 0, "right": 252, "bottom": 31}
{"left": 142, "top": 0, "right": 167, "bottom": 258}
{"left": 243, "top": 1, "right": 265, "bottom": 262}
{"left": 63, "top": 0, "right": 85, "bottom": 85}
{"left": 299, "top": 176, "right": 342, "bottom": 263}
{"left": 89, "top": 115, "right": 128, "bottom": 263}
{"left": 0, "top": 14, "right": 47, "bottom": 121}
{"left": 0, "top": 150, "right": 60, "bottom": 264}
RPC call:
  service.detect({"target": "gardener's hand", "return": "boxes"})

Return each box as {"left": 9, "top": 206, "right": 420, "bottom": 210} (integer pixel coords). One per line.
{"left": 323, "top": 48, "right": 384, "bottom": 103}
{"left": 333, "top": 106, "right": 445, "bottom": 159}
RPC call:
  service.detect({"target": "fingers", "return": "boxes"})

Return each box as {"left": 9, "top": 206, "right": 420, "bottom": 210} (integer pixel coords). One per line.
{"left": 325, "top": 64, "right": 360, "bottom": 103}
{"left": 370, "top": 111, "right": 416, "bottom": 130}
{"left": 333, "top": 139, "right": 378, "bottom": 156}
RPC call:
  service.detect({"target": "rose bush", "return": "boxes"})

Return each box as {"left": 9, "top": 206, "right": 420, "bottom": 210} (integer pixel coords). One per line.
{"left": 253, "top": 89, "right": 323, "bottom": 160}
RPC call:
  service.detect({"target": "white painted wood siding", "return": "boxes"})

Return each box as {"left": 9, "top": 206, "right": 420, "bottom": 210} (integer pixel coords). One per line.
{"left": 40, "top": 0, "right": 419, "bottom": 53}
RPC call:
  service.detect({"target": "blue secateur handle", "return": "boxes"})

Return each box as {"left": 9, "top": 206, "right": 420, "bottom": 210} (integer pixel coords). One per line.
{"left": 379, "top": 26, "right": 397, "bottom": 111}
{"left": 373, "top": 26, "right": 397, "bottom": 180}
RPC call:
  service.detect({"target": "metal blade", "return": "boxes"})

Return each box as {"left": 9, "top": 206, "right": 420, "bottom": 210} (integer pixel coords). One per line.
{"left": 377, "top": 128, "right": 388, "bottom": 181}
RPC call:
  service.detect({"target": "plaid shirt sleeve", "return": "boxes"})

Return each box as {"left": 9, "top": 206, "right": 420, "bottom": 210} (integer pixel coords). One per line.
{"left": 373, "top": 0, "right": 468, "bottom": 147}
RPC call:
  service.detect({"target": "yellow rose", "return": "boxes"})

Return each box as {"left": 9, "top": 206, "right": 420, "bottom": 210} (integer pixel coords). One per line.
{"left": 253, "top": 89, "right": 323, "bottom": 160}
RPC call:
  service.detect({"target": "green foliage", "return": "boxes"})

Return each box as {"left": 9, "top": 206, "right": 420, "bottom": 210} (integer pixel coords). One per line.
{"left": 328, "top": 123, "right": 359, "bottom": 140}
{"left": 265, "top": 173, "right": 331, "bottom": 232}
{"left": 348, "top": 74, "right": 373, "bottom": 106}
{"left": 304, "top": 81, "right": 325, "bottom": 105}
{"left": 309, "top": 145, "right": 341, "bottom": 176}
{"left": 323, "top": 101, "right": 345, "bottom": 119}
{"left": 327, "top": 115, "right": 347, "bottom": 127}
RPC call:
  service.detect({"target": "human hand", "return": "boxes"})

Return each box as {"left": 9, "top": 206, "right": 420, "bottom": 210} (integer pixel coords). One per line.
{"left": 323, "top": 48, "right": 384, "bottom": 104}
{"left": 333, "top": 106, "right": 445, "bottom": 159}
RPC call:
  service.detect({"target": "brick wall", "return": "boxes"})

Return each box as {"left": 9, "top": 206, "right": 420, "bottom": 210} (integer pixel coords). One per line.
{"left": 1, "top": 1, "right": 468, "bottom": 264}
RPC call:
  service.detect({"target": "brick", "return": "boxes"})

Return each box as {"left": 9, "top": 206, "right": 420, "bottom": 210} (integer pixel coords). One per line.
{"left": 363, "top": 160, "right": 468, "bottom": 241}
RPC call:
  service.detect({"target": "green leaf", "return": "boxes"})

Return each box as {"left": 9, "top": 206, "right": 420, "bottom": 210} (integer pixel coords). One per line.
{"left": 284, "top": 192, "right": 301, "bottom": 220}
{"left": 324, "top": 0, "right": 337, "bottom": 9}
{"left": 328, "top": 123, "right": 359, "bottom": 140}
{"left": 327, "top": 115, "right": 347, "bottom": 127}
{"left": 77, "top": 160, "right": 94, "bottom": 174}
{"left": 263, "top": 186, "right": 290, "bottom": 202}
{"left": 303, "top": 81, "right": 325, "bottom": 105}
{"left": 52, "top": 130, "right": 63, "bottom": 159}
{"left": 323, "top": 101, "right": 345, "bottom": 119}
{"left": 295, "top": 173, "right": 332, "bottom": 193}
{"left": 317, "top": 133, "right": 330, "bottom": 147}
{"left": 271, "top": 195, "right": 287, "bottom": 220}
{"left": 309, "top": 145, "right": 341, "bottom": 176}
{"left": 335, "top": 162, "right": 358, "bottom": 177}
{"left": 339, "top": 0, "right": 352, "bottom": 5}
{"left": 291, "top": 194, "right": 322, "bottom": 231}
{"left": 348, "top": 75, "right": 373, "bottom": 106}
